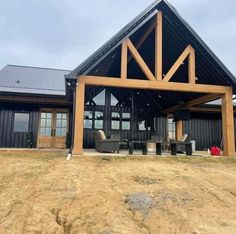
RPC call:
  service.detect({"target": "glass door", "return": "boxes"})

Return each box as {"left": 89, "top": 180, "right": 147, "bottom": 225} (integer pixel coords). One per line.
{"left": 54, "top": 112, "right": 68, "bottom": 148}
{"left": 37, "top": 111, "right": 53, "bottom": 148}
{"left": 37, "top": 109, "right": 69, "bottom": 149}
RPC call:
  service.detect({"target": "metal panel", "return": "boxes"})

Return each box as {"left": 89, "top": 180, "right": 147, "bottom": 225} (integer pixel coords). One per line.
{"left": 0, "top": 65, "right": 70, "bottom": 96}
{"left": 183, "top": 113, "right": 223, "bottom": 150}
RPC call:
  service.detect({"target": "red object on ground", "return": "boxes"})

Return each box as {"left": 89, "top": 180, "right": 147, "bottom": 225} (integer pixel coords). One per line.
{"left": 210, "top": 146, "right": 221, "bottom": 156}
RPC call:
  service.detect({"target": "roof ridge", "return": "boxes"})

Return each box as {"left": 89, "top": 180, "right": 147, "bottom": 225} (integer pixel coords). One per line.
{"left": 7, "top": 64, "right": 71, "bottom": 72}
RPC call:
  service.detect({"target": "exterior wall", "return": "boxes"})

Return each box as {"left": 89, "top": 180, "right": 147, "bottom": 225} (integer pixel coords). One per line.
{"left": 0, "top": 100, "right": 233, "bottom": 151}
{"left": 183, "top": 112, "right": 222, "bottom": 150}
{"left": 0, "top": 102, "right": 72, "bottom": 148}
{"left": 83, "top": 115, "right": 167, "bottom": 148}
{"left": 0, "top": 103, "right": 40, "bottom": 148}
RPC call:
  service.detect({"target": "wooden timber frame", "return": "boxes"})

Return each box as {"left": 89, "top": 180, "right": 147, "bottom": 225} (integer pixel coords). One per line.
{"left": 72, "top": 11, "right": 235, "bottom": 156}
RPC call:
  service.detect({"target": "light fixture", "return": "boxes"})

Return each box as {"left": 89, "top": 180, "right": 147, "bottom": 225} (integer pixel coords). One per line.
{"left": 67, "top": 82, "right": 71, "bottom": 87}
{"left": 158, "top": 95, "right": 162, "bottom": 98}
{"left": 195, "top": 77, "right": 198, "bottom": 81}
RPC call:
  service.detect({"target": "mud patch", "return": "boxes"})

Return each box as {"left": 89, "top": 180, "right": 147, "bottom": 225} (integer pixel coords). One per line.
{"left": 124, "top": 193, "right": 156, "bottom": 217}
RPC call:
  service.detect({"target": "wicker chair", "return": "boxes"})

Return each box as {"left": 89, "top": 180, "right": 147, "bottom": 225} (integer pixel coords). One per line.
{"left": 94, "top": 130, "right": 120, "bottom": 153}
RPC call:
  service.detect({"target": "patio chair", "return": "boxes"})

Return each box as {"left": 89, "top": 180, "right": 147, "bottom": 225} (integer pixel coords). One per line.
{"left": 170, "top": 134, "right": 192, "bottom": 155}
{"left": 94, "top": 130, "right": 120, "bottom": 153}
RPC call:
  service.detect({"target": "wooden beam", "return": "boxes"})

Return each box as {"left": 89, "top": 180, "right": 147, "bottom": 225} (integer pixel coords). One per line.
{"left": 163, "top": 45, "right": 192, "bottom": 82}
{"left": 188, "top": 47, "right": 196, "bottom": 84}
{"left": 188, "top": 107, "right": 222, "bottom": 113}
{"left": 155, "top": 11, "right": 162, "bottom": 81}
{"left": 79, "top": 76, "right": 231, "bottom": 94}
{"left": 121, "top": 40, "right": 128, "bottom": 79}
{"left": 127, "top": 39, "right": 156, "bottom": 81}
{"left": 73, "top": 82, "right": 85, "bottom": 155}
{"left": 176, "top": 120, "right": 183, "bottom": 140}
{"left": 163, "top": 94, "right": 222, "bottom": 113}
{"left": 221, "top": 90, "right": 235, "bottom": 156}
{"left": 188, "top": 106, "right": 236, "bottom": 113}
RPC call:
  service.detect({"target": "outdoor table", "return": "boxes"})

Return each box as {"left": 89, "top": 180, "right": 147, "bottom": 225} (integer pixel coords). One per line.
{"left": 128, "top": 141, "right": 162, "bottom": 155}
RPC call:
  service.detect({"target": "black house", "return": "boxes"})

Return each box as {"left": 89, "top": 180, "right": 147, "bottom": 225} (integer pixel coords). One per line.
{"left": 1, "top": 0, "right": 236, "bottom": 156}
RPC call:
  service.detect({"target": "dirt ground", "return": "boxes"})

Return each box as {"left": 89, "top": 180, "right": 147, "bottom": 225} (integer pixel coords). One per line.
{"left": 0, "top": 151, "right": 236, "bottom": 234}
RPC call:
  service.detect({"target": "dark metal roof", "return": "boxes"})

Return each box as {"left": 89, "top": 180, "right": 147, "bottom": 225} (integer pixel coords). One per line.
{"left": 66, "top": 0, "right": 236, "bottom": 93}
{"left": 0, "top": 65, "right": 70, "bottom": 96}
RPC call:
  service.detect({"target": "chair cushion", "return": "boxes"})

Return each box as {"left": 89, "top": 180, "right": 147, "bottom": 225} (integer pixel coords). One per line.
{"left": 180, "top": 134, "right": 188, "bottom": 142}
{"left": 98, "top": 130, "right": 106, "bottom": 140}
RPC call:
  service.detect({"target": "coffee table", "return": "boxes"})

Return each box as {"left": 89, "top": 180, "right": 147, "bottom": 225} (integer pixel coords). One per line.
{"left": 128, "top": 141, "right": 162, "bottom": 155}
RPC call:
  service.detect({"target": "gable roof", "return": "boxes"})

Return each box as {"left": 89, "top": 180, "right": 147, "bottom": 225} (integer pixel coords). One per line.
{"left": 66, "top": 0, "right": 236, "bottom": 92}
{"left": 0, "top": 65, "right": 70, "bottom": 96}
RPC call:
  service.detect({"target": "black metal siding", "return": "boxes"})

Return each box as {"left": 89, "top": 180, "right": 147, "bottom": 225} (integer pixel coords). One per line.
{"left": 0, "top": 104, "right": 39, "bottom": 148}
{"left": 83, "top": 115, "right": 167, "bottom": 148}
{"left": 0, "top": 102, "right": 72, "bottom": 148}
{"left": 183, "top": 113, "right": 223, "bottom": 150}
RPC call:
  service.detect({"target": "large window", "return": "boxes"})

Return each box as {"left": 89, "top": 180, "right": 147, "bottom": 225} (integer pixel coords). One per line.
{"left": 111, "top": 93, "right": 118, "bottom": 106}
{"left": 111, "top": 112, "right": 120, "bottom": 130}
{"left": 121, "top": 113, "right": 130, "bottom": 130}
{"left": 84, "top": 111, "right": 93, "bottom": 129}
{"left": 14, "top": 113, "right": 30, "bottom": 133}
{"left": 111, "top": 112, "right": 131, "bottom": 130}
{"left": 138, "top": 121, "right": 146, "bottom": 131}
{"left": 93, "top": 89, "right": 105, "bottom": 106}
{"left": 84, "top": 111, "right": 104, "bottom": 129}
{"left": 94, "top": 111, "right": 104, "bottom": 129}
{"left": 167, "top": 117, "right": 176, "bottom": 140}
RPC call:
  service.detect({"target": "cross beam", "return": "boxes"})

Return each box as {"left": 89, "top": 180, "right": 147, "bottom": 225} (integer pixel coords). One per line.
{"left": 163, "top": 94, "right": 222, "bottom": 114}
{"left": 79, "top": 76, "right": 231, "bottom": 94}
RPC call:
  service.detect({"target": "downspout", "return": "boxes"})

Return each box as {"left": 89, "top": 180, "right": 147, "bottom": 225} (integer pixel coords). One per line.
{"left": 67, "top": 83, "right": 76, "bottom": 160}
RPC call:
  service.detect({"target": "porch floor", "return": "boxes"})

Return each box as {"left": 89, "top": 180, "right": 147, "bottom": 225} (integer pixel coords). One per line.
{"left": 83, "top": 149, "right": 209, "bottom": 157}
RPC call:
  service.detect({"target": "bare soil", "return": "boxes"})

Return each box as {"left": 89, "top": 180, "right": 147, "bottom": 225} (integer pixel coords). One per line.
{"left": 0, "top": 151, "right": 236, "bottom": 234}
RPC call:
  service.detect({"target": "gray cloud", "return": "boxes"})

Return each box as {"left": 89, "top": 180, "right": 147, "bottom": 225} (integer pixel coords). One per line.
{"left": 0, "top": 0, "right": 235, "bottom": 76}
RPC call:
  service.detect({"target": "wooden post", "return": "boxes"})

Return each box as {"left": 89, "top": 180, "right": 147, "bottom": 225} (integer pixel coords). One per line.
{"left": 72, "top": 81, "right": 85, "bottom": 155}
{"left": 155, "top": 11, "right": 162, "bottom": 81}
{"left": 221, "top": 90, "right": 235, "bottom": 156}
{"left": 188, "top": 47, "right": 196, "bottom": 84}
{"left": 176, "top": 120, "right": 183, "bottom": 140}
{"left": 121, "top": 40, "right": 128, "bottom": 79}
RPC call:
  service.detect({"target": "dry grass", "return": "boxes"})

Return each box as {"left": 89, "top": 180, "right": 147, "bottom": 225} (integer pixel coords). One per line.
{"left": 0, "top": 150, "right": 236, "bottom": 234}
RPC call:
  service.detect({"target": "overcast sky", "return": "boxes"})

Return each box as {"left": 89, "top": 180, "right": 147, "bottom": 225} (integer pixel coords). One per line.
{"left": 0, "top": 0, "right": 236, "bottom": 75}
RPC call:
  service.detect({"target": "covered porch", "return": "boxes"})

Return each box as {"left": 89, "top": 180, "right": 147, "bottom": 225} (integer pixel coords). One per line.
{"left": 65, "top": 1, "right": 236, "bottom": 156}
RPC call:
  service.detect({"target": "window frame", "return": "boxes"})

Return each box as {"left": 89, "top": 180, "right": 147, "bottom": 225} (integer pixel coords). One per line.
{"left": 13, "top": 112, "right": 30, "bottom": 133}
{"left": 111, "top": 111, "right": 131, "bottom": 131}
{"left": 167, "top": 117, "right": 176, "bottom": 140}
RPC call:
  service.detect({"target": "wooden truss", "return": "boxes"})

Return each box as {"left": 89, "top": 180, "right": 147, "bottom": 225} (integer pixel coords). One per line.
{"left": 73, "top": 11, "right": 235, "bottom": 157}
